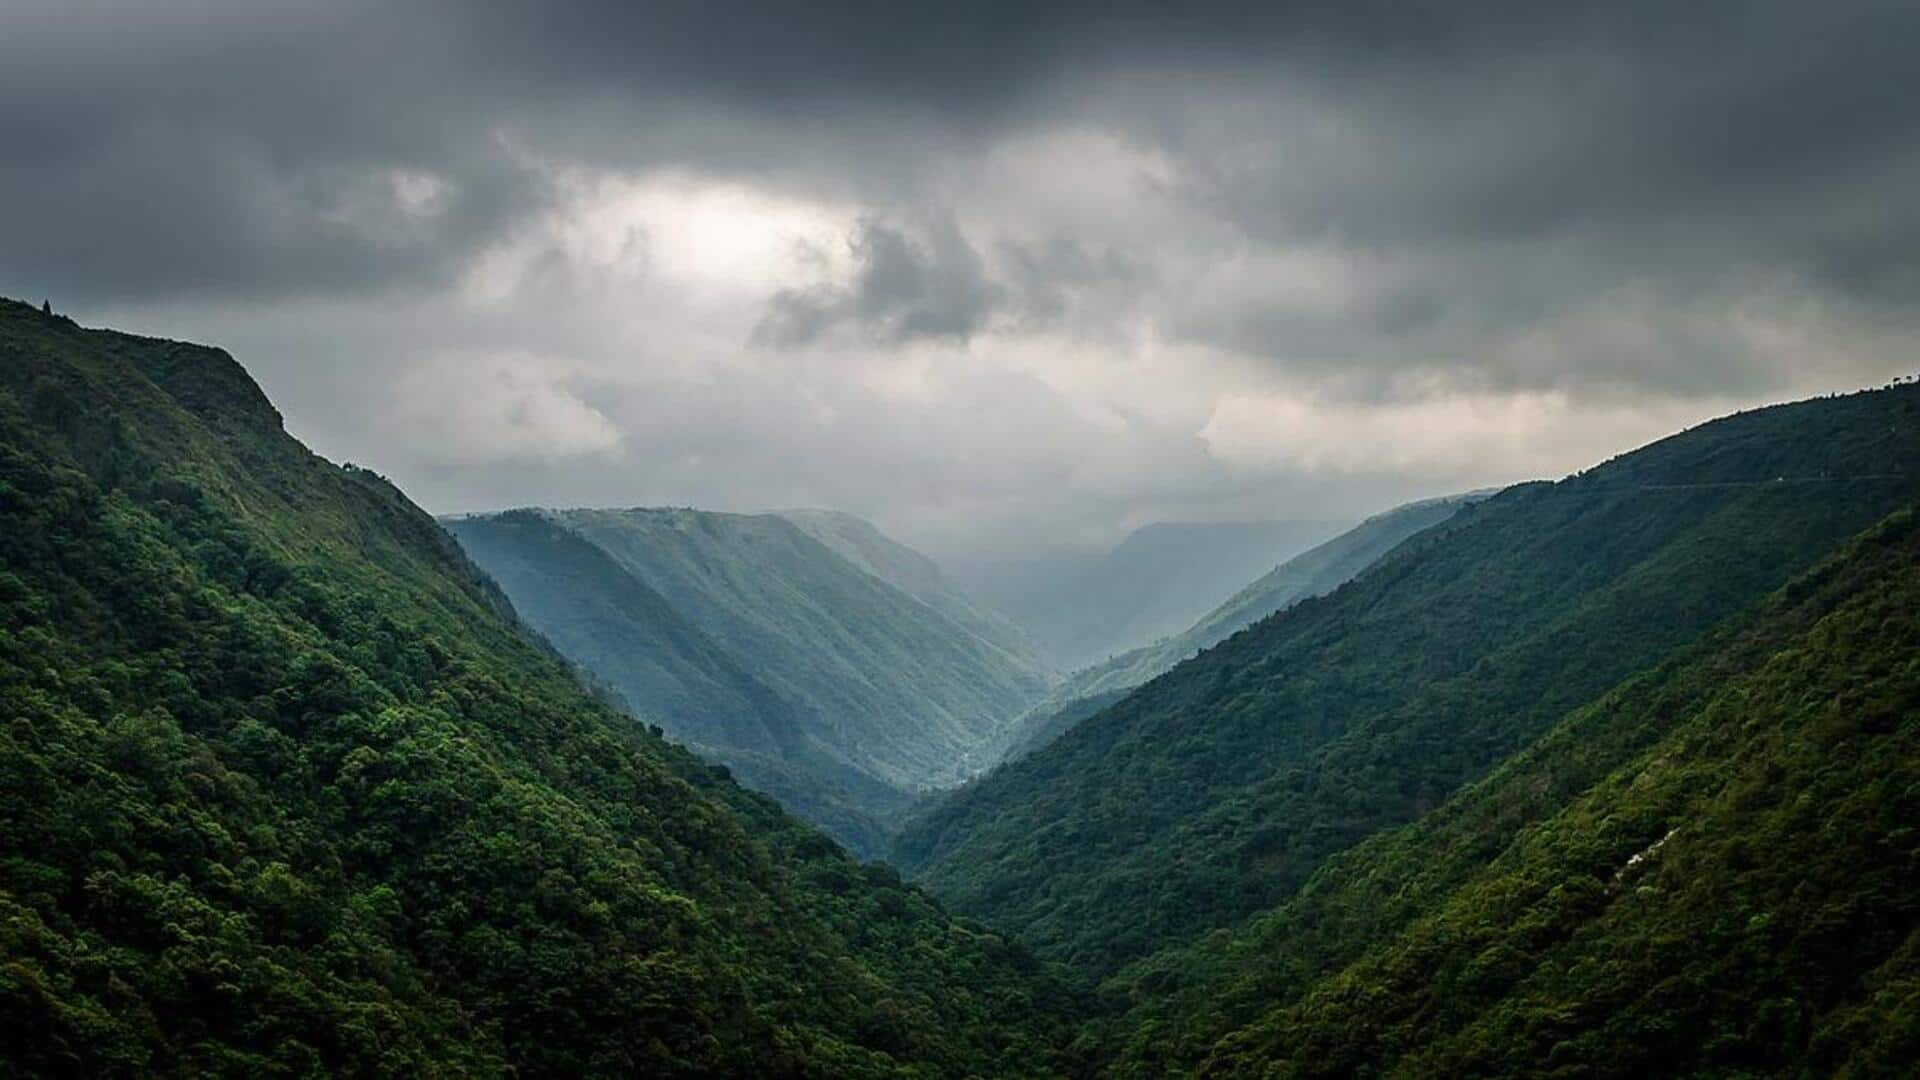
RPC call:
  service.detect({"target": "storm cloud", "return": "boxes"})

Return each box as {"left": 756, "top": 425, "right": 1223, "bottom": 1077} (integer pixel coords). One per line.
{"left": 3, "top": 1, "right": 1916, "bottom": 559}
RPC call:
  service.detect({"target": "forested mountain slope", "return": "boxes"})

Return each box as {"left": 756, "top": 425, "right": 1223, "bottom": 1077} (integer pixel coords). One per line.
{"left": 894, "top": 384, "right": 1920, "bottom": 976}
{"left": 998, "top": 494, "right": 1476, "bottom": 762}
{"left": 1102, "top": 504, "right": 1920, "bottom": 1077}
{"left": 958, "top": 519, "right": 1344, "bottom": 671}
{"left": 0, "top": 299, "right": 1079, "bottom": 1075}
{"left": 443, "top": 511, "right": 907, "bottom": 856}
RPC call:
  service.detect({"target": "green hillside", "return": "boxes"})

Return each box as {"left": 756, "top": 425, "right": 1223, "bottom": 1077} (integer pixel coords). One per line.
{"left": 997, "top": 493, "right": 1476, "bottom": 762}
{"left": 0, "top": 299, "right": 1079, "bottom": 1075}
{"left": 1101, "top": 504, "right": 1920, "bottom": 1076}
{"left": 894, "top": 385, "right": 1920, "bottom": 976}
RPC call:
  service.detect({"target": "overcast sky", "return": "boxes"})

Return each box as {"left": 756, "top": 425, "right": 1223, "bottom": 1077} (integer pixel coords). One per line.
{"left": 5, "top": 2, "right": 1917, "bottom": 561}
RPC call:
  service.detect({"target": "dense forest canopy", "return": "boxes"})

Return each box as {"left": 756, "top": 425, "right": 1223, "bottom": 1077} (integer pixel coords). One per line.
{"left": 7, "top": 1, "right": 1920, "bottom": 1074}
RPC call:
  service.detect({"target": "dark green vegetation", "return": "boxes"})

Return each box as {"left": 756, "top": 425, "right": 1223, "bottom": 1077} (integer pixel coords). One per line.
{"left": 0, "top": 299, "right": 1078, "bottom": 1075}
{"left": 956, "top": 519, "right": 1343, "bottom": 672}
{"left": 448, "top": 504, "right": 1052, "bottom": 855}
{"left": 895, "top": 384, "right": 1920, "bottom": 980}
{"left": 1002, "top": 493, "right": 1476, "bottom": 762}
{"left": 1098, "top": 504, "right": 1920, "bottom": 1076}
{"left": 994, "top": 688, "right": 1132, "bottom": 770}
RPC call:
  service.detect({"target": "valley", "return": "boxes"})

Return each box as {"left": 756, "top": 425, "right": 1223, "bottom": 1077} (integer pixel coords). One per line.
{"left": 2, "top": 300, "right": 1916, "bottom": 1076}
{"left": 9, "top": 6, "right": 1917, "bottom": 1075}
{"left": 445, "top": 505, "right": 1057, "bottom": 855}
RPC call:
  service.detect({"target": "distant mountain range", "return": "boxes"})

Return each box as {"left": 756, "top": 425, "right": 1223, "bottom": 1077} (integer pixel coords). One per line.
{"left": 776, "top": 508, "right": 1048, "bottom": 674}
{"left": 996, "top": 493, "right": 1482, "bottom": 762}
{"left": 446, "top": 505, "right": 1054, "bottom": 854}
{"left": 953, "top": 519, "right": 1347, "bottom": 671}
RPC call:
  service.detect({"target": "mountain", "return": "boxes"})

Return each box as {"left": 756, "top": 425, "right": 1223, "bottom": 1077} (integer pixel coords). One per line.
{"left": 955, "top": 519, "right": 1346, "bottom": 671}
{"left": 1099, "top": 504, "right": 1920, "bottom": 1076}
{"left": 893, "top": 384, "right": 1920, "bottom": 977}
{"left": 441, "top": 510, "right": 908, "bottom": 856}
{"left": 546, "top": 507, "right": 1054, "bottom": 789}
{"left": 447, "top": 504, "right": 1054, "bottom": 853}
{"left": 0, "top": 299, "right": 1079, "bottom": 1074}
{"left": 1113, "top": 494, "right": 1482, "bottom": 698}
{"left": 997, "top": 494, "right": 1478, "bottom": 762}
{"left": 775, "top": 508, "right": 1049, "bottom": 678}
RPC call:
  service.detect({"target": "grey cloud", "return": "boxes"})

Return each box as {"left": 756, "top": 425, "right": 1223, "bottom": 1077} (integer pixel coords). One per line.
{"left": 8, "top": 1, "right": 1920, "bottom": 561}
{"left": 998, "top": 235, "right": 1150, "bottom": 331}
{"left": 755, "top": 217, "right": 1001, "bottom": 347}
{"left": 7, "top": 1, "right": 1917, "bottom": 315}
{"left": 1147, "top": 5, "right": 1920, "bottom": 309}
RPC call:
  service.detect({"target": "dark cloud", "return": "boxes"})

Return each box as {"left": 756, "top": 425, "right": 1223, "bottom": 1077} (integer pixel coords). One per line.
{"left": 756, "top": 217, "right": 1001, "bottom": 347}
{"left": 7, "top": 1, "right": 1916, "bottom": 309}
{"left": 998, "top": 235, "right": 1150, "bottom": 330}
{"left": 4, "top": 1, "right": 1918, "bottom": 557}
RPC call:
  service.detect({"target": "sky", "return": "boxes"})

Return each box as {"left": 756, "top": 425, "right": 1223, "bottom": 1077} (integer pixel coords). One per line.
{"left": 4, "top": 1, "right": 1917, "bottom": 562}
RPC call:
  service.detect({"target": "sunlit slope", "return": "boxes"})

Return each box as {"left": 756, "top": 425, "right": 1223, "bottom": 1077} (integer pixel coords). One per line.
{"left": 777, "top": 507, "right": 1052, "bottom": 682}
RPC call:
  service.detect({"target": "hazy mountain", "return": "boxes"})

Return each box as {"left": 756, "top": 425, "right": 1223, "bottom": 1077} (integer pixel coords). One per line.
{"left": 442, "top": 509, "right": 908, "bottom": 855}
{"left": 895, "top": 383, "right": 1920, "bottom": 978}
{"left": 449, "top": 504, "right": 1054, "bottom": 853}
{"left": 996, "top": 494, "right": 1480, "bottom": 762}
{"left": 0, "top": 300, "right": 1079, "bottom": 1074}
{"left": 954, "top": 519, "right": 1347, "bottom": 671}
{"left": 774, "top": 508, "right": 1051, "bottom": 679}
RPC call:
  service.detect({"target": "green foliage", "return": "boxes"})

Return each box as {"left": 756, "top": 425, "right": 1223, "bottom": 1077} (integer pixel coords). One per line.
{"left": 1100, "top": 507, "right": 1920, "bottom": 1076}
{"left": 0, "top": 299, "right": 1081, "bottom": 1076}
{"left": 896, "top": 384, "right": 1920, "bottom": 977}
